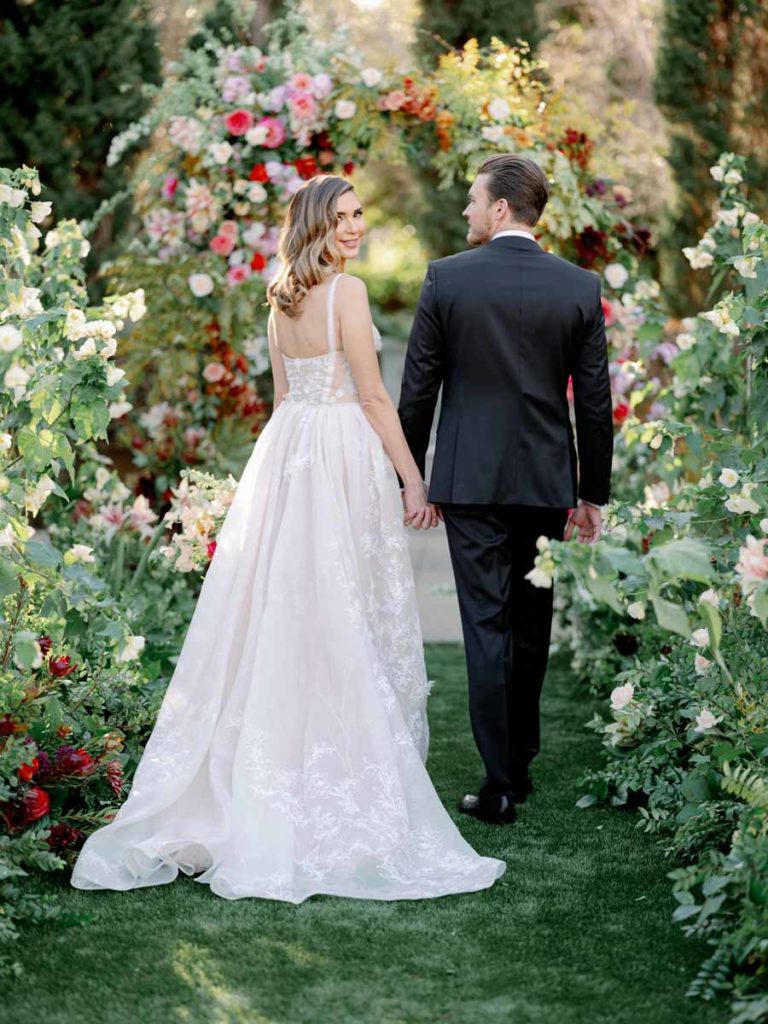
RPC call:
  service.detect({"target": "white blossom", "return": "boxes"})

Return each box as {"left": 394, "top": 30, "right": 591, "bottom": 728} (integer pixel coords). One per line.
{"left": 604, "top": 263, "right": 629, "bottom": 290}
{"left": 691, "top": 627, "right": 710, "bottom": 649}
{"left": 719, "top": 468, "right": 739, "bottom": 488}
{"left": 694, "top": 654, "right": 712, "bottom": 676}
{"left": 694, "top": 708, "right": 721, "bottom": 733}
{"left": 188, "top": 273, "right": 215, "bottom": 297}
{"left": 627, "top": 601, "right": 646, "bottom": 620}
{"left": 361, "top": 67, "right": 383, "bottom": 87}
{"left": 610, "top": 683, "right": 635, "bottom": 711}
{"left": 334, "top": 100, "right": 357, "bottom": 120}
{"left": 0, "top": 324, "right": 22, "bottom": 352}
{"left": 116, "top": 634, "right": 146, "bottom": 663}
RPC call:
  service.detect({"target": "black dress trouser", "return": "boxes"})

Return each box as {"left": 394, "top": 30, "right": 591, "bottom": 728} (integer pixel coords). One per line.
{"left": 441, "top": 504, "right": 569, "bottom": 802}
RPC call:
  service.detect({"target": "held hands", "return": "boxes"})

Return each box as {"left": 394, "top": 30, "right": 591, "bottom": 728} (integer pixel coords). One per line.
{"left": 402, "top": 479, "right": 439, "bottom": 529}
{"left": 564, "top": 500, "right": 602, "bottom": 545}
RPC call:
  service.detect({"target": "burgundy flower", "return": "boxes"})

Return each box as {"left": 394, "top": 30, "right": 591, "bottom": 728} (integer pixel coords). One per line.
{"left": 632, "top": 227, "right": 652, "bottom": 256}
{"left": 586, "top": 179, "right": 607, "bottom": 197}
{"left": 37, "top": 635, "right": 52, "bottom": 656}
{"left": 35, "top": 750, "right": 53, "bottom": 780}
{"left": 48, "top": 654, "right": 78, "bottom": 678}
{"left": 0, "top": 713, "right": 25, "bottom": 736}
{"left": 46, "top": 822, "right": 85, "bottom": 853}
{"left": 106, "top": 760, "right": 124, "bottom": 797}
{"left": 56, "top": 745, "right": 95, "bottom": 776}
{"left": 19, "top": 786, "right": 50, "bottom": 825}
{"left": 575, "top": 226, "right": 610, "bottom": 268}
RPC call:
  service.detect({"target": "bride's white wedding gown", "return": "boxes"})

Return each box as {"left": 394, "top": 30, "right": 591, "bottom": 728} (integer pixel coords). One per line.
{"left": 71, "top": 275, "right": 506, "bottom": 903}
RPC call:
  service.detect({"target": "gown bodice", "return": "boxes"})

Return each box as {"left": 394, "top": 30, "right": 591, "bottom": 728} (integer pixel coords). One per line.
{"left": 278, "top": 275, "right": 382, "bottom": 407}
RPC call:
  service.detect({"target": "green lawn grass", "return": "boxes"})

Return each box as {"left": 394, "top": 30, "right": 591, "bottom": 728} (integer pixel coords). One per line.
{"left": 7, "top": 647, "right": 724, "bottom": 1024}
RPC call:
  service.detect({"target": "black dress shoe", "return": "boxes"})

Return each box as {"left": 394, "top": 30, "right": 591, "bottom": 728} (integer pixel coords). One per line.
{"left": 458, "top": 793, "right": 517, "bottom": 825}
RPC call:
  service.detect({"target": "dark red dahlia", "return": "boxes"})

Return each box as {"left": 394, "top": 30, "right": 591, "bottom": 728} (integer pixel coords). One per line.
{"left": 46, "top": 822, "right": 84, "bottom": 853}
{"left": 48, "top": 654, "right": 78, "bottom": 678}
{"left": 37, "top": 635, "right": 52, "bottom": 656}
{"left": 56, "top": 745, "right": 95, "bottom": 775}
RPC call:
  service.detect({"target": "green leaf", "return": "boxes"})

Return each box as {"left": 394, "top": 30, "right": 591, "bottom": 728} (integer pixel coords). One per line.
{"left": 699, "top": 601, "right": 722, "bottom": 650}
{"left": 23, "top": 539, "right": 62, "bottom": 568}
{"left": 0, "top": 555, "right": 20, "bottom": 597}
{"left": 585, "top": 571, "right": 623, "bottom": 614}
{"left": 651, "top": 594, "right": 690, "bottom": 636}
{"left": 672, "top": 903, "right": 701, "bottom": 922}
{"left": 647, "top": 538, "right": 715, "bottom": 583}
{"left": 751, "top": 585, "right": 768, "bottom": 627}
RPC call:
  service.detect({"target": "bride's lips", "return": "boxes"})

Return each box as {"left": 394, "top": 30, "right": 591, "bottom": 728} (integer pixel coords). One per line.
{"left": 339, "top": 238, "right": 361, "bottom": 249}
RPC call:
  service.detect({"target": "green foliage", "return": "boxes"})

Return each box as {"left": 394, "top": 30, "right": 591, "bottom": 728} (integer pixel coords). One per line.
{"left": 415, "top": 0, "right": 542, "bottom": 68}
{"left": 0, "top": 0, "right": 161, "bottom": 274}
{"left": 654, "top": 0, "right": 768, "bottom": 313}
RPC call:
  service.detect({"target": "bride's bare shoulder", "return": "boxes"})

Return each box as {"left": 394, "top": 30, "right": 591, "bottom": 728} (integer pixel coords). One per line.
{"left": 335, "top": 273, "right": 368, "bottom": 311}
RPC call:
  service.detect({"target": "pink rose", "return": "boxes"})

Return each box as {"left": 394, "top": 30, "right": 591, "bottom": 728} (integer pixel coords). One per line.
{"left": 290, "top": 92, "right": 316, "bottom": 120}
{"left": 260, "top": 117, "right": 286, "bottom": 149}
{"left": 601, "top": 297, "right": 616, "bottom": 327}
{"left": 210, "top": 234, "right": 235, "bottom": 256}
{"left": 161, "top": 175, "right": 178, "bottom": 200}
{"left": 290, "top": 72, "right": 314, "bottom": 92}
{"left": 312, "top": 73, "right": 333, "bottom": 99}
{"left": 202, "top": 362, "right": 227, "bottom": 383}
{"left": 226, "top": 264, "right": 253, "bottom": 286}
{"left": 218, "top": 220, "right": 239, "bottom": 240}
{"left": 384, "top": 90, "right": 406, "bottom": 111}
{"left": 225, "top": 109, "right": 254, "bottom": 136}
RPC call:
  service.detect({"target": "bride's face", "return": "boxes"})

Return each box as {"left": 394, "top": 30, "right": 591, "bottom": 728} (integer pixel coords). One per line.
{"left": 334, "top": 190, "right": 365, "bottom": 260}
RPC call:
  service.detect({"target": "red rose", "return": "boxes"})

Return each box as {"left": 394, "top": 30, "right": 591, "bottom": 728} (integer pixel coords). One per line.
{"left": 294, "top": 156, "right": 318, "bottom": 180}
{"left": 601, "top": 297, "right": 616, "bottom": 327}
{"left": 343, "top": 162, "right": 355, "bottom": 176}
{"left": 48, "top": 654, "right": 77, "bottom": 678}
{"left": 225, "top": 109, "right": 254, "bottom": 136}
{"left": 20, "top": 786, "right": 50, "bottom": 825}
{"left": 249, "top": 163, "right": 269, "bottom": 183}
{"left": 207, "top": 540, "right": 217, "bottom": 560}
{"left": 250, "top": 252, "right": 267, "bottom": 272}
{"left": 613, "top": 402, "right": 630, "bottom": 424}
{"left": 18, "top": 757, "right": 39, "bottom": 783}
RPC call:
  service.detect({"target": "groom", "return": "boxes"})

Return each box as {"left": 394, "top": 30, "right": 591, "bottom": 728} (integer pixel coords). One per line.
{"left": 398, "top": 154, "right": 613, "bottom": 825}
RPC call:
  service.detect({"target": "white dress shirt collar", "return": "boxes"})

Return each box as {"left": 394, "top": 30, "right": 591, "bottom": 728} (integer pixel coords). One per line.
{"left": 491, "top": 228, "right": 537, "bottom": 242}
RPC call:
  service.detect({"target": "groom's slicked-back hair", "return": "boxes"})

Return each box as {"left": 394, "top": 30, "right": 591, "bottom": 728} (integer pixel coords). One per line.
{"left": 477, "top": 154, "right": 549, "bottom": 225}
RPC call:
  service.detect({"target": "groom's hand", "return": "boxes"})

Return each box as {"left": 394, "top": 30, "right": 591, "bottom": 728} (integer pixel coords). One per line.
{"left": 564, "top": 500, "right": 602, "bottom": 544}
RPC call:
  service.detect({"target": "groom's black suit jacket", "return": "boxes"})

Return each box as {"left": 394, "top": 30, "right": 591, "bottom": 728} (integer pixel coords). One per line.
{"left": 398, "top": 235, "right": 613, "bottom": 508}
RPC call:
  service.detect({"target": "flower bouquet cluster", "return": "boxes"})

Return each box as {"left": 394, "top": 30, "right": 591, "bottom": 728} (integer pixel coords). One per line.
{"left": 156, "top": 466, "right": 237, "bottom": 574}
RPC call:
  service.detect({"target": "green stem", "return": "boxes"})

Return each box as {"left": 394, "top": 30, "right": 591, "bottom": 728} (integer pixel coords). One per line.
{"left": 112, "top": 533, "right": 126, "bottom": 595}
{"left": 128, "top": 520, "right": 167, "bottom": 591}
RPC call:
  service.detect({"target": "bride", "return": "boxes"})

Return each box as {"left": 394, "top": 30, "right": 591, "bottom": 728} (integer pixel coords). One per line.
{"left": 71, "top": 175, "right": 506, "bottom": 902}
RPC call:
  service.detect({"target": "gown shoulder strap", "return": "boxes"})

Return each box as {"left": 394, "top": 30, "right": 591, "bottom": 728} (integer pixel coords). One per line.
{"left": 326, "top": 273, "right": 342, "bottom": 354}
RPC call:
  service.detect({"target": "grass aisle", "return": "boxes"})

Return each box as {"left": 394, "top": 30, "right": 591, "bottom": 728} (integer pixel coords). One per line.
{"left": 8, "top": 647, "right": 722, "bottom": 1024}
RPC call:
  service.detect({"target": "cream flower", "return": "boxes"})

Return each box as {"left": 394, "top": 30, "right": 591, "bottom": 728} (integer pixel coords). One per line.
{"left": 691, "top": 627, "right": 710, "bottom": 649}
{"left": 719, "top": 468, "right": 739, "bottom": 488}
{"left": 694, "top": 708, "right": 721, "bottom": 733}
{"left": 627, "top": 601, "right": 646, "bottom": 620}
{"left": 676, "top": 332, "right": 696, "bottom": 351}
{"left": 610, "top": 683, "right": 634, "bottom": 711}
{"left": 734, "top": 256, "right": 758, "bottom": 279}
{"left": 334, "top": 100, "right": 357, "bottom": 120}
{"left": 699, "top": 589, "right": 719, "bottom": 608}
{"left": 116, "top": 634, "right": 146, "bottom": 663}
{"left": 361, "top": 67, "right": 383, "bottom": 87}
{"left": 488, "top": 97, "right": 510, "bottom": 122}
{"left": 604, "top": 263, "right": 629, "bottom": 290}
{"left": 188, "top": 273, "right": 214, "bottom": 297}
{"left": 0, "top": 324, "right": 22, "bottom": 352}
{"left": 694, "top": 654, "right": 712, "bottom": 676}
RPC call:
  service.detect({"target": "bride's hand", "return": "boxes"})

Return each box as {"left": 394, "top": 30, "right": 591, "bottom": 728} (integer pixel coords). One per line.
{"left": 402, "top": 480, "right": 437, "bottom": 529}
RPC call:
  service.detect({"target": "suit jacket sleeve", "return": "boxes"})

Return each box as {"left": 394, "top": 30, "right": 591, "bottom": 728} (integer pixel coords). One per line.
{"left": 572, "top": 277, "right": 613, "bottom": 505}
{"left": 397, "top": 262, "right": 445, "bottom": 481}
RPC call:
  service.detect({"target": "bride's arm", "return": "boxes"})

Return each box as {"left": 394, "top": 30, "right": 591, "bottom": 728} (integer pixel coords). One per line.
{"left": 338, "top": 275, "right": 434, "bottom": 528}
{"left": 267, "top": 310, "right": 289, "bottom": 411}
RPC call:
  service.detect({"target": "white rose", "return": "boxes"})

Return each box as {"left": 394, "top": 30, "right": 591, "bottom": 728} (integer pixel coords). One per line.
{"left": 188, "top": 273, "right": 214, "bottom": 297}
{"left": 247, "top": 183, "right": 267, "bottom": 204}
{"left": 694, "top": 708, "right": 721, "bottom": 733}
{"left": 719, "top": 468, "right": 739, "bottom": 488}
{"left": 361, "top": 67, "right": 383, "bottom": 87}
{"left": 734, "top": 256, "right": 758, "bottom": 279}
{"left": 604, "top": 263, "right": 629, "bottom": 290}
{"left": 699, "top": 589, "right": 719, "bottom": 608}
{"left": 0, "top": 324, "right": 22, "bottom": 353}
{"left": 715, "top": 207, "right": 739, "bottom": 227}
{"left": 627, "top": 601, "right": 646, "bottom": 620}
{"left": 209, "top": 142, "right": 234, "bottom": 165}
{"left": 691, "top": 627, "right": 710, "bottom": 649}
{"left": 0, "top": 184, "right": 26, "bottom": 208}
{"left": 243, "top": 222, "right": 266, "bottom": 246}
{"left": 4, "top": 364, "right": 30, "bottom": 396}
{"left": 694, "top": 654, "right": 712, "bottom": 676}
{"left": 709, "top": 165, "right": 725, "bottom": 182}
{"left": 488, "top": 97, "right": 510, "bottom": 122}
{"left": 334, "top": 100, "right": 357, "bottom": 120}
{"left": 30, "top": 201, "right": 53, "bottom": 224}
{"left": 724, "top": 169, "right": 743, "bottom": 184}
{"left": 245, "top": 124, "right": 269, "bottom": 146}
{"left": 610, "top": 683, "right": 635, "bottom": 711}
{"left": 116, "top": 634, "right": 146, "bottom": 663}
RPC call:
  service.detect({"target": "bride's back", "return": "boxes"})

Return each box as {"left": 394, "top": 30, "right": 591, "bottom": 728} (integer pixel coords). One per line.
{"left": 271, "top": 275, "right": 341, "bottom": 359}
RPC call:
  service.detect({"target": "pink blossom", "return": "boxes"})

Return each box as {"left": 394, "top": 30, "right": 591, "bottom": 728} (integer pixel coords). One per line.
{"left": 290, "top": 72, "right": 314, "bottom": 92}
{"left": 260, "top": 117, "right": 287, "bottom": 149}
{"left": 218, "top": 220, "right": 239, "bottom": 240}
{"left": 384, "top": 90, "right": 406, "bottom": 111}
{"left": 221, "top": 75, "right": 251, "bottom": 103}
{"left": 203, "top": 362, "right": 228, "bottom": 383}
{"left": 210, "top": 234, "right": 235, "bottom": 256}
{"left": 226, "top": 264, "right": 253, "bottom": 286}
{"left": 312, "top": 73, "right": 333, "bottom": 99}
{"left": 161, "top": 175, "right": 179, "bottom": 200}
{"left": 225, "top": 109, "right": 254, "bottom": 136}
{"left": 289, "top": 92, "right": 316, "bottom": 121}
{"left": 735, "top": 535, "right": 768, "bottom": 593}
{"left": 98, "top": 504, "right": 126, "bottom": 532}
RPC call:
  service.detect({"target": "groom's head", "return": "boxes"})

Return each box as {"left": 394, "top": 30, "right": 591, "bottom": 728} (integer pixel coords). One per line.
{"left": 463, "top": 155, "right": 549, "bottom": 246}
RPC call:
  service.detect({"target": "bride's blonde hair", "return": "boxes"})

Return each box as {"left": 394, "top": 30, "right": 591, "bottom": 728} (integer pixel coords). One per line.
{"left": 267, "top": 175, "right": 354, "bottom": 319}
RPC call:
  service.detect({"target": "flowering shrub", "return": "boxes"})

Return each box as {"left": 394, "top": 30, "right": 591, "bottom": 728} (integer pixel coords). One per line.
{"left": 0, "top": 167, "right": 198, "bottom": 975}
{"left": 157, "top": 467, "right": 237, "bottom": 573}
{"left": 534, "top": 155, "right": 768, "bottom": 1019}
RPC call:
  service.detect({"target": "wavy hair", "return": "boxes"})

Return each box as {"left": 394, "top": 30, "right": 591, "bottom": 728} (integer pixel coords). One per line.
{"left": 266, "top": 175, "right": 354, "bottom": 318}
